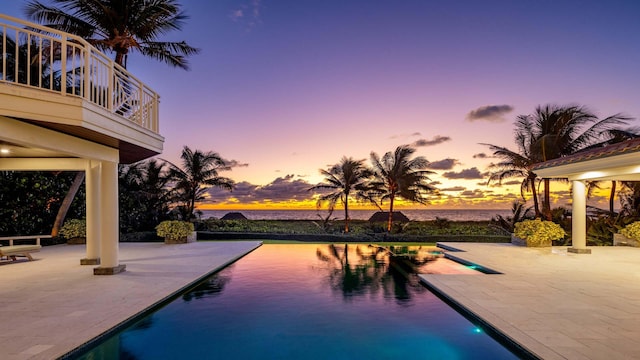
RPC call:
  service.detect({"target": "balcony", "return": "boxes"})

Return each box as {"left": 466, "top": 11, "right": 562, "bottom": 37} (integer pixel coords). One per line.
{"left": 0, "top": 14, "right": 163, "bottom": 163}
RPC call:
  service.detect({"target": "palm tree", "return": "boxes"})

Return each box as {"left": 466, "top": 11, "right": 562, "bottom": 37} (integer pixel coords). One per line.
{"left": 484, "top": 104, "right": 632, "bottom": 219}
{"left": 25, "top": 0, "right": 199, "bottom": 233}
{"left": 369, "top": 145, "right": 437, "bottom": 231}
{"left": 309, "top": 157, "right": 374, "bottom": 233}
{"left": 482, "top": 125, "right": 541, "bottom": 217}
{"left": 524, "top": 105, "right": 631, "bottom": 218}
{"left": 25, "top": 0, "right": 199, "bottom": 69}
{"left": 119, "top": 159, "right": 173, "bottom": 231}
{"left": 165, "top": 146, "right": 234, "bottom": 221}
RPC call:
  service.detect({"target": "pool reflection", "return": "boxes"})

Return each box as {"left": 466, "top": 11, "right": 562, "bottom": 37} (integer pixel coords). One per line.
{"left": 77, "top": 244, "right": 519, "bottom": 360}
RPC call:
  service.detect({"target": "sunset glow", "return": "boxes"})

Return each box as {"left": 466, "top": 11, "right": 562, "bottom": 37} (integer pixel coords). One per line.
{"left": 4, "top": 1, "right": 638, "bottom": 212}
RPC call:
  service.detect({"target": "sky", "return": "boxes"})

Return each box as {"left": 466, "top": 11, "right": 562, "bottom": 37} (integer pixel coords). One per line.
{"left": 3, "top": 0, "right": 640, "bottom": 210}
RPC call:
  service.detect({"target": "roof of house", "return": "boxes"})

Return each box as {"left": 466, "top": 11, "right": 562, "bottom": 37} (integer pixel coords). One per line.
{"left": 532, "top": 137, "right": 640, "bottom": 171}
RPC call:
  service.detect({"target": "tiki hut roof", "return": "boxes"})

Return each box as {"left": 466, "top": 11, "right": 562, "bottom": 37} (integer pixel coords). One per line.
{"left": 220, "top": 212, "right": 248, "bottom": 220}
{"left": 368, "top": 211, "right": 410, "bottom": 223}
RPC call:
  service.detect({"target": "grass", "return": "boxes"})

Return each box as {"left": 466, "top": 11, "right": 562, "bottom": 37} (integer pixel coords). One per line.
{"left": 194, "top": 219, "right": 510, "bottom": 243}
{"left": 198, "top": 219, "right": 505, "bottom": 236}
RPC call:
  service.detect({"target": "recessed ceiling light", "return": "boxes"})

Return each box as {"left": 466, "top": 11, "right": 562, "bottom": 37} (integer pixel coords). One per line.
{"left": 0, "top": 149, "right": 10, "bottom": 154}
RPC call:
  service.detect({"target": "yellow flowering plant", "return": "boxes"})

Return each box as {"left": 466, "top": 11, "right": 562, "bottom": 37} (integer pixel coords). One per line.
{"left": 156, "top": 220, "right": 194, "bottom": 240}
{"left": 513, "top": 219, "right": 565, "bottom": 246}
{"left": 619, "top": 221, "right": 640, "bottom": 241}
{"left": 60, "top": 219, "right": 86, "bottom": 239}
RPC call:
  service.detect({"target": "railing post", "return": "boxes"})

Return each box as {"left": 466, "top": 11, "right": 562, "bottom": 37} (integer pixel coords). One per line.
{"left": 139, "top": 81, "right": 144, "bottom": 126}
{"left": 108, "top": 62, "right": 114, "bottom": 112}
{"left": 155, "top": 93, "right": 160, "bottom": 132}
{"left": 2, "top": 27, "right": 6, "bottom": 81}
{"left": 60, "top": 38, "right": 67, "bottom": 95}
{"left": 84, "top": 47, "right": 91, "bottom": 101}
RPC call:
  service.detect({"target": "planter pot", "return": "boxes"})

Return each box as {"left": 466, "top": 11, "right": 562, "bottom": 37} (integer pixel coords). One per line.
{"left": 164, "top": 231, "right": 197, "bottom": 244}
{"left": 511, "top": 234, "right": 551, "bottom": 247}
{"left": 67, "top": 237, "right": 86, "bottom": 245}
{"left": 613, "top": 233, "right": 640, "bottom": 247}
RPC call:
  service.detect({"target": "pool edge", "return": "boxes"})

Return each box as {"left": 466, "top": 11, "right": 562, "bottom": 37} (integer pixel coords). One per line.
{"left": 418, "top": 275, "right": 542, "bottom": 360}
{"left": 58, "top": 241, "right": 263, "bottom": 360}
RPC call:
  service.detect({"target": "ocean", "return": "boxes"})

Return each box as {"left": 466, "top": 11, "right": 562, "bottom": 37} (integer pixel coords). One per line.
{"left": 199, "top": 209, "right": 511, "bottom": 222}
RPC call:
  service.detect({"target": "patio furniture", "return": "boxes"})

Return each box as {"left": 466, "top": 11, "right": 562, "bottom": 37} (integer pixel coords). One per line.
{"left": 0, "top": 235, "right": 49, "bottom": 261}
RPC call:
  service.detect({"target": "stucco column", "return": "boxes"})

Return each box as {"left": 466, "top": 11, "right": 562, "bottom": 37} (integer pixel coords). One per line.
{"left": 82, "top": 160, "right": 101, "bottom": 265}
{"left": 94, "top": 160, "right": 126, "bottom": 275}
{"left": 569, "top": 180, "right": 591, "bottom": 254}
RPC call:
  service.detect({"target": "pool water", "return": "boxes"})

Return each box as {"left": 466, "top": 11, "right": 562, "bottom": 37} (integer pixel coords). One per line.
{"left": 76, "top": 244, "right": 521, "bottom": 359}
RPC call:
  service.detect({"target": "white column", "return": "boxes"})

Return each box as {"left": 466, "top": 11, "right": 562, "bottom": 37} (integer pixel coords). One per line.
{"left": 569, "top": 180, "right": 591, "bottom": 254}
{"left": 82, "top": 160, "right": 101, "bottom": 265}
{"left": 94, "top": 160, "right": 126, "bottom": 274}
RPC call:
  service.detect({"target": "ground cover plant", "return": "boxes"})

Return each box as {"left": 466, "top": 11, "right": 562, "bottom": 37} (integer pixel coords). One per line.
{"left": 198, "top": 218, "right": 510, "bottom": 243}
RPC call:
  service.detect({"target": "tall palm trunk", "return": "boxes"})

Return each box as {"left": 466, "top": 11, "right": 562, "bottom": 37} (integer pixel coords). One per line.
{"left": 530, "top": 177, "right": 540, "bottom": 218}
{"left": 51, "top": 172, "right": 85, "bottom": 237}
{"left": 387, "top": 193, "right": 395, "bottom": 232}
{"left": 610, "top": 181, "right": 617, "bottom": 214}
{"left": 344, "top": 196, "right": 350, "bottom": 233}
{"left": 543, "top": 178, "right": 551, "bottom": 220}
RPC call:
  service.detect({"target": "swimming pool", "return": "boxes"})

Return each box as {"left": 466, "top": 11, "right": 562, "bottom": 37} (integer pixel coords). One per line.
{"left": 73, "top": 244, "right": 524, "bottom": 359}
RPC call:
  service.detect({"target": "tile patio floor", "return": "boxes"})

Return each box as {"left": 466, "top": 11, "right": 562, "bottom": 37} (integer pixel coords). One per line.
{"left": 0, "top": 241, "right": 261, "bottom": 360}
{"left": 420, "top": 243, "right": 640, "bottom": 360}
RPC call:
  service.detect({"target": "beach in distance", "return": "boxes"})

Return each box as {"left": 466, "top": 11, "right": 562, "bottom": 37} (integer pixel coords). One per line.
{"left": 200, "top": 209, "right": 512, "bottom": 222}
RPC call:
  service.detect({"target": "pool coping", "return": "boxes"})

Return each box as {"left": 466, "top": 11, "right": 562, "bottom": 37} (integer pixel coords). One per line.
{"left": 419, "top": 242, "right": 640, "bottom": 360}
{"left": 58, "top": 242, "right": 263, "bottom": 359}
{"left": 419, "top": 242, "right": 540, "bottom": 359}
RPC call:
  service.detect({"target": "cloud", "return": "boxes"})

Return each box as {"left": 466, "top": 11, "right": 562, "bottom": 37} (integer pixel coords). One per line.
{"left": 466, "top": 105, "right": 513, "bottom": 122}
{"left": 223, "top": 158, "right": 249, "bottom": 168}
{"left": 440, "top": 186, "right": 466, "bottom": 192}
{"left": 442, "top": 167, "right": 485, "bottom": 179}
{"left": 230, "top": 9, "right": 244, "bottom": 21}
{"left": 230, "top": 0, "right": 262, "bottom": 30}
{"left": 427, "top": 158, "right": 460, "bottom": 170}
{"left": 473, "top": 152, "right": 496, "bottom": 159}
{"left": 389, "top": 132, "right": 421, "bottom": 139}
{"left": 205, "top": 175, "right": 315, "bottom": 204}
{"left": 503, "top": 180, "right": 522, "bottom": 186}
{"left": 460, "top": 189, "right": 486, "bottom": 199}
{"left": 412, "top": 135, "right": 451, "bottom": 147}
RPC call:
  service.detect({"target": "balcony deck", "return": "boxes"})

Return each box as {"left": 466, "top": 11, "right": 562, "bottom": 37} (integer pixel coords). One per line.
{"left": 0, "top": 14, "right": 163, "bottom": 164}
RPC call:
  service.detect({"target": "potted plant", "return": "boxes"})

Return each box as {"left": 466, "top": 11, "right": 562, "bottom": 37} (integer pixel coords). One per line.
{"left": 156, "top": 220, "right": 196, "bottom": 244}
{"left": 512, "top": 218, "right": 565, "bottom": 247}
{"left": 60, "top": 219, "right": 87, "bottom": 244}
{"left": 615, "top": 222, "right": 640, "bottom": 247}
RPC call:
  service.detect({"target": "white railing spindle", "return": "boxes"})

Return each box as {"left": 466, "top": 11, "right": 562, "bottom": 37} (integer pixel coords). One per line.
{"left": 0, "top": 13, "right": 159, "bottom": 134}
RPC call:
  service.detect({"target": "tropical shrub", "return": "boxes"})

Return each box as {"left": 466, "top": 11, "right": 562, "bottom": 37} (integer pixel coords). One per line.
{"left": 60, "top": 219, "right": 86, "bottom": 239}
{"left": 619, "top": 221, "right": 640, "bottom": 241}
{"left": 514, "top": 219, "right": 565, "bottom": 246}
{"left": 156, "top": 220, "right": 194, "bottom": 240}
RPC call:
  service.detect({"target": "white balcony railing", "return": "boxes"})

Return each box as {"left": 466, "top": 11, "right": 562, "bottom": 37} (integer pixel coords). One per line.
{"left": 0, "top": 14, "right": 159, "bottom": 133}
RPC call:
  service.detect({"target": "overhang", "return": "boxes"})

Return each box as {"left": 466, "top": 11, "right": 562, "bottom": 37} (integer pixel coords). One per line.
{"left": 533, "top": 138, "right": 640, "bottom": 181}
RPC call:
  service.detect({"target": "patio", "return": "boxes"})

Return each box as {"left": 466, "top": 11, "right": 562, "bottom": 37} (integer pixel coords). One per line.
{"left": 421, "top": 242, "right": 640, "bottom": 360}
{"left": 0, "top": 241, "right": 261, "bottom": 360}
{"left": 3, "top": 241, "right": 640, "bottom": 359}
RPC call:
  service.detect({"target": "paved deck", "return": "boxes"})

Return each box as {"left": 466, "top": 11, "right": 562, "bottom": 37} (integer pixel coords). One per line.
{"left": 420, "top": 243, "right": 640, "bottom": 360}
{"left": 0, "top": 241, "right": 261, "bottom": 360}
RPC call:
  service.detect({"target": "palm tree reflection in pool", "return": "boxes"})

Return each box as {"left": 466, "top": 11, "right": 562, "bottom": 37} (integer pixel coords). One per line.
{"left": 315, "top": 244, "right": 429, "bottom": 303}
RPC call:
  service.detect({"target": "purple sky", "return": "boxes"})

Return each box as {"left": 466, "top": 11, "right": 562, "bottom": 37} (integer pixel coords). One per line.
{"left": 3, "top": 1, "right": 640, "bottom": 209}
